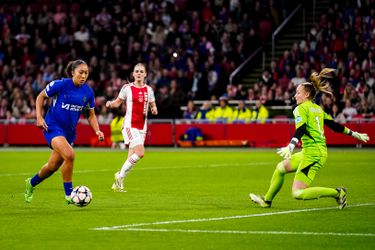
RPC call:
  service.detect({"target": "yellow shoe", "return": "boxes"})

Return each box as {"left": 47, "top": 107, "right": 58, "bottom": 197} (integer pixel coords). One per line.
{"left": 336, "top": 187, "right": 347, "bottom": 210}
{"left": 24, "top": 178, "right": 34, "bottom": 203}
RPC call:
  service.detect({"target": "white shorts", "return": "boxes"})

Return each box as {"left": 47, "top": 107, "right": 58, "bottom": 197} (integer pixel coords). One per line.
{"left": 122, "top": 127, "right": 146, "bottom": 148}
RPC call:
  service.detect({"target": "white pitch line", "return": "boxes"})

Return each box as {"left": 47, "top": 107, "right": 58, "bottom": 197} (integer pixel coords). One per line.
{"left": 0, "top": 161, "right": 273, "bottom": 177}
{"left": 1, "top": 161, "right": 372, "bottom": 177}
{"left": 121, "top": 228, "right": 375, "bottom": 237}
{"left": 91, "top": 203, "right": 375, "bottom": 231}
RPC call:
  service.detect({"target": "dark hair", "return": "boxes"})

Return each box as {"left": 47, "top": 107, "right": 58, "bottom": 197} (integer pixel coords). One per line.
{"left": 65, "top": 59, "right": 88, "bottom": 77}
{"left": 302, "top": 68, "right": 335, "bottom": 99}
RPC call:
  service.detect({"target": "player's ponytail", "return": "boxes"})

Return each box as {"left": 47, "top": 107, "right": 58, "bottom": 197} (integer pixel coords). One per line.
{"left": 302, "top": 68, "right": 334, "bottom": 99}
{"left": 310, "top": 68, "right": 334, "bottom": 96}
{"left": 65, "top": 59, "right": 87, "bottom": 77}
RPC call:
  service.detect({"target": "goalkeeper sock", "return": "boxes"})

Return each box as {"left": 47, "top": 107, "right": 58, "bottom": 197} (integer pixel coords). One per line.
{"left": 292, "top": 187, "right": 338, "bottom": 200}
{"left": 264, "top": 162, "right": 286, "bottom": 202}
{"left": 119, "top": 153, "right": 140, "bottom": 178}
{"left": 63, "top": 182, "right": 73, "bottom": 196}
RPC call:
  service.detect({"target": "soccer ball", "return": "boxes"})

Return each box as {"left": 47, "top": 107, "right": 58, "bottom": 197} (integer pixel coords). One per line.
{"left": 70, "top": 185, "right": 92, "bottom": 207}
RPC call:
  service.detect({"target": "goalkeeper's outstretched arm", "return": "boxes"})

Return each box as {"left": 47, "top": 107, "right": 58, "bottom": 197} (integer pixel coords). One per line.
{"left": 324, "top": 119, "right": 370, "bottom": 143}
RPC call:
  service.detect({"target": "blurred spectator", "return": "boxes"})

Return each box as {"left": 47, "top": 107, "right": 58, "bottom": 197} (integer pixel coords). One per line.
{"left": 342, "top": 99, "right": 358, "bottom": 121}
{"left": 195, "top": 100, "right": 214, "bottom": 121}
{"left": 252, "top": 99, "right": 269, "bottom": 123}
{"left": 110, "top": 110, "right": 125, "bottom": 149}
{"left": 183, "top": 100, "right": 197, "bottom": 119}
{"left": 332, "top": 104, "right": 346, "bottom": 123}
{"left": 169, "top": 79, "right": 186, "bottom": 118}
{"left": 358, "top": 98, "right": 374, "bottom": 118}
{"left": 213, "top": 96, "right": 233, "bottom": 123}
{"left": 232, "top": 100, "right": 252, "bottom": 123}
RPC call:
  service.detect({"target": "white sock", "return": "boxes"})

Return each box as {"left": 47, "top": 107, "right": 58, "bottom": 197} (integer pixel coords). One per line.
{"left": 119, "top": 153, "right": 140, "bottom": 178}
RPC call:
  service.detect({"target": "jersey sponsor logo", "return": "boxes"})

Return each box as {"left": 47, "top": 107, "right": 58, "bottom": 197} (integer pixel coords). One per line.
{"left": 61, "top": 102, "right": 84, "bottom": 112}
{"left": 295, "top": 116, "right": 302, "bottom": 123}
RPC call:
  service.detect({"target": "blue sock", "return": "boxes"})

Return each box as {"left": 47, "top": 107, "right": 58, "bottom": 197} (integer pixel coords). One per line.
{"left": 63, "top": 182, "right": 73, "bottom": 197}
{"left": 30, "top": 174, "right": 44, "bottom": 187}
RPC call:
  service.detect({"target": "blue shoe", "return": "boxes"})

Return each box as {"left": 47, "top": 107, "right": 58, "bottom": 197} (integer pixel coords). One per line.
{"left": 336, "top": 187, "right": 347, "bottom": 210}
{"left": 24, "top": 178, "right": 34, "bottom": 203}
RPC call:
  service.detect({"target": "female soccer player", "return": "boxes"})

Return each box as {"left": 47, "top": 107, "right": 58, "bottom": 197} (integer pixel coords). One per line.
{"left": 250, "top": 68, "right": 369, "bottom": 209}
{"left": 24, "top": 60, "right": 104, "bottom": 204}
{"left": 106, "top": 63, "right": 158, "bottom": 192}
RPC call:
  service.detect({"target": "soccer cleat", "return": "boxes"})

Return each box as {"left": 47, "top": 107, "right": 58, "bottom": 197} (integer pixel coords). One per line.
{"left": 336, "top": 187, "right": 347, "bottom": 210}
{"left": 111, "top": 172, "right": 126, "bottom": 192}
{"left": 65, "top": 196, "right": 74, "bottom": 205}
{"left": 24, "top": 178, "right": 34, "bottom": 203}
{"left": 249, "top": 193, "right": 271, "bottom": 208}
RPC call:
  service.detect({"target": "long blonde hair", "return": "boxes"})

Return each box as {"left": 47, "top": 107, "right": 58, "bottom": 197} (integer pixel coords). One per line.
{"left": 302, "top": 68, "right": 335, "bottom": 99}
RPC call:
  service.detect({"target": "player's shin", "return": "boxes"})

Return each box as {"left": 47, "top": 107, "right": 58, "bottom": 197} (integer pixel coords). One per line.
{"left": 264, "top": 162, "right": 287, "bottom": 202}
{"left": 119, "top": 153, "right": 140, "bottom": 178}
{"left": 292, "top": 187, "right": 339, "bottom": 200}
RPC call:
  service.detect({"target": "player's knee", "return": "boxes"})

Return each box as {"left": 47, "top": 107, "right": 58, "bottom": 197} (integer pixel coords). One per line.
{"left": 276, "top": 162, "right": 286, "bottom": 174}
{"left": 64, "top": 151, "right": 75, "bottom": 163}
{"left": 292, "top": 189, "right": 304, "bottom": 200}
{"left": 137, "top": 152, "right": 144, "bottom": 159}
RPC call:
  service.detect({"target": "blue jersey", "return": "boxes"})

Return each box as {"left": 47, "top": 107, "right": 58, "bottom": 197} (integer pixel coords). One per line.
{"left": 44, "top": 78, "right": 95, "bottom": 134}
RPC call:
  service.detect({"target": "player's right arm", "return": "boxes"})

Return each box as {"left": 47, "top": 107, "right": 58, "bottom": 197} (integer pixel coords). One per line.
{"left": 36, "top": 90, "right": 48, "bottom": 131}
{"left": 324, "top": 113, "right": 369, "bottom": 143}
{"left": 277, "top": 105, "right": 308, "bottom": 159}
{"left": 36, "top": 80, "right": 62, "bottom": 131}
{"left": 106, "top": 97, "right": 123, "bottom": 109}
{"left": 106, "top": 85, "right": 126, "bottom": 109}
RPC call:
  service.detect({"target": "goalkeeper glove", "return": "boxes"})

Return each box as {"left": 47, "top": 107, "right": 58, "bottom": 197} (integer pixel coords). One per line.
{"left": 351, "top": 131, "right": 370, "bottom": 143}
{"left": 277, "top": 138, "right": 298, "bottom": 159}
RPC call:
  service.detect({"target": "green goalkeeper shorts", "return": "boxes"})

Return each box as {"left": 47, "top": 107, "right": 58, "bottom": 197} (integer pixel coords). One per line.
{"left": 293, "top": 148, "right": 327, "bottom": 186}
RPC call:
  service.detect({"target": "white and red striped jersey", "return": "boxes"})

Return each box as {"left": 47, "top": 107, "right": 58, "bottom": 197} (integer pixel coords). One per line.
{"left": 118, "top": 83, "right": 155, "bottom": 131}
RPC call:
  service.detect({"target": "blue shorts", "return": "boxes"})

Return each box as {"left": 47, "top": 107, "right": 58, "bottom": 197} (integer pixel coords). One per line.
{"left": 43, "top": 125, "right": 76, "bottom": 148}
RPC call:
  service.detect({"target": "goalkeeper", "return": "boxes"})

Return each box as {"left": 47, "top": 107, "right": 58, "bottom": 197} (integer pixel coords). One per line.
{"left": 250, "top": 68, "right": 370, "bottom": 209}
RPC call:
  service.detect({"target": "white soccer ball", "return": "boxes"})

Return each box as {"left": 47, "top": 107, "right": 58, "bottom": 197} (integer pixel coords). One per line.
{"left": 70, "top": 185, "right": 92, "bottom": 207}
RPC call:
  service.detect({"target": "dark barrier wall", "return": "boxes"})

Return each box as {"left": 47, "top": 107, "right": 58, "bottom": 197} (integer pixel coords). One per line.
{"left": 0, "top": 122, "right": 373, "bottom": 147}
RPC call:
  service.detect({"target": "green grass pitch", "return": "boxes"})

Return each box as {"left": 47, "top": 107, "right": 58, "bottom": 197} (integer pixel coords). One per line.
{"left": 0, "top": 148, "right": 374, "bottom": 249}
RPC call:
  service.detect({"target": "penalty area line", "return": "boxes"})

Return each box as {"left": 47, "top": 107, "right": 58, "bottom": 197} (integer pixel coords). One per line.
{"left": 119, "top": 228, "right": 375, "bottom": 237}
{"left": 91, "top": 203, "right": 375, "bottom": 231}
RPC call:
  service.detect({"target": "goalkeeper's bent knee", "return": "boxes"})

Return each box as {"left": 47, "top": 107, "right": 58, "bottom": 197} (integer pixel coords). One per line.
{"left": 276, "top": 162, "right": 287, "bottom": 174}
{"left": 292, "top": 189, "right": 304, "bottom": 200}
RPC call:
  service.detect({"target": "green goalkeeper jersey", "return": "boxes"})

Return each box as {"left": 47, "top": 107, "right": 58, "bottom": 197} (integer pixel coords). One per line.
{"left": 293, "top": 100, "right": 331, "bottom": 153}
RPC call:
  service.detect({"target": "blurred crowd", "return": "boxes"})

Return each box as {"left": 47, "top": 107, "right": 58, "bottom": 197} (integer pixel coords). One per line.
{"left": 227, "top": 0, "right": 375, "bottom": 123}
{"left": 0, "top": 0, "right": 374, "bottom": 124}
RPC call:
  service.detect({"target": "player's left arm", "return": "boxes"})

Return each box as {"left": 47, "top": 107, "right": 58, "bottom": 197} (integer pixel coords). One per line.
{"left": 149, "top": 101, "right": 158, "bottom": 115}
{"left": 149, "top": 87, "right": 158, "bottom": 115}
{"left": 324, "top": 118, "right": 369, "bottom": 143}
{"left": 87, "top": 108, "right": 104, "bottom": 141}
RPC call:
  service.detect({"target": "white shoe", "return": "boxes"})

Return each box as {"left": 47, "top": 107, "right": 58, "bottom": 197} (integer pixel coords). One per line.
{"left": 112, "top": 172, "right": 126, "bottom": 192}
{"left": 249, "top": 193, "right": 271, "bottom": 208}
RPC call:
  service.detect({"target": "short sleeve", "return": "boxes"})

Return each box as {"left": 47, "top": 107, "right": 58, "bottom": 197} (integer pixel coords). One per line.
{"left": 293, "top": 105, "right": 307, "bottom": 129}
{"left": 118, "top": 85, "right": 127, "bottom": 100}
{"left": 45, "top": 80, "right": 62, "bottom": 97}
{"left": 88, "top": 89, "right": 95, "bottom": 109}
{"left": 148, "top": 86, "right": 155, "bottom": 103}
